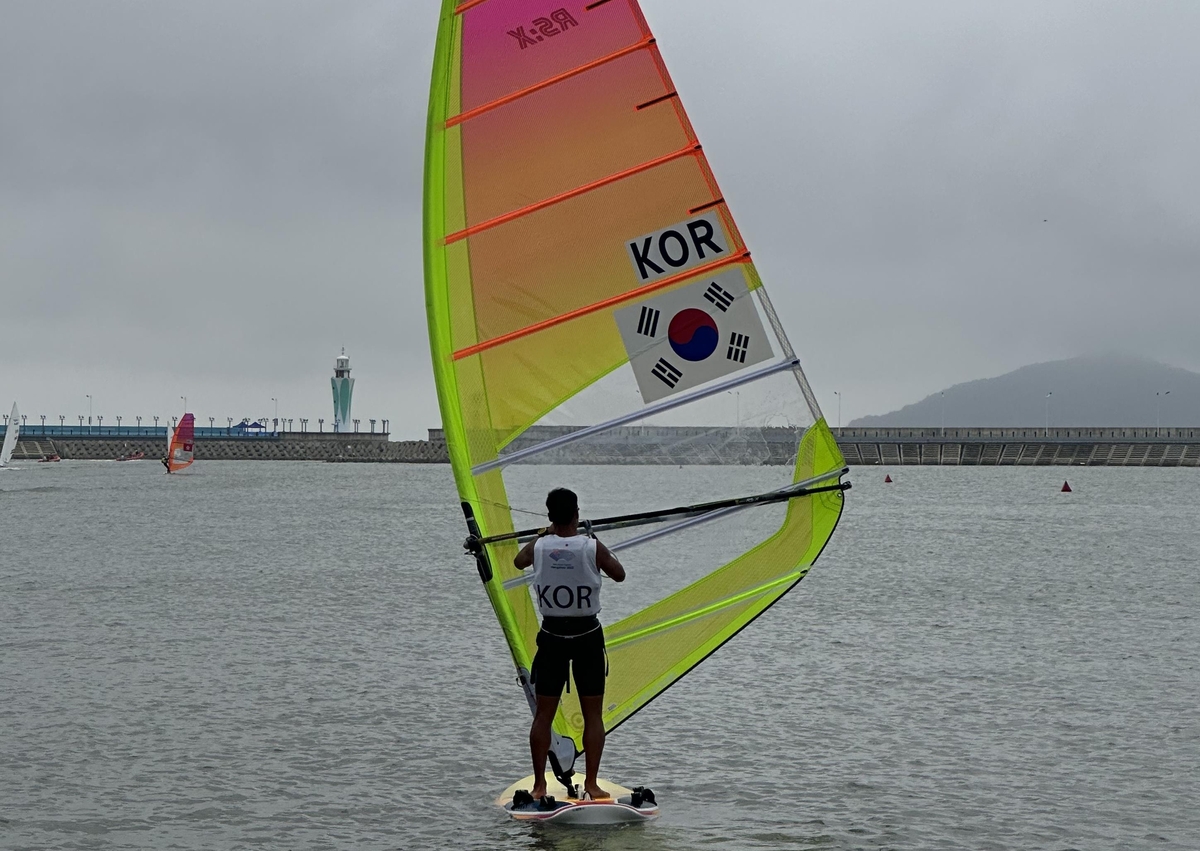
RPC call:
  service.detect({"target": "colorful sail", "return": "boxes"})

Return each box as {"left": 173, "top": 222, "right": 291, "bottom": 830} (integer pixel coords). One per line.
{"left": 166, "top": 413, "right": 195, "bottom": 473}
{"left": 424, "top": 0, "right": 846, "bottom": 768}
{"left": 0, "top": 402, "right": 19, "bottom": 467}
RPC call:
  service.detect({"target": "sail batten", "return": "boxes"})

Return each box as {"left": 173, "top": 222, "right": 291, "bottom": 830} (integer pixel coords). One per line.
{"left": 472, "top": 358, "right": 800, "bottom": 473}
{"left": 425, "top": 0, "right": 846, "bottom": 755}
{"left": 446, "top": 36, "right": 653, "bottom": 127}
{"left": 445, "top": 142, "right": 699, "bottom": 245}
{"left": 452, "top": 250, "right": 753, "bottom": 361}
{"left": 606, "top": 572, "right": 802, "bottom": 650}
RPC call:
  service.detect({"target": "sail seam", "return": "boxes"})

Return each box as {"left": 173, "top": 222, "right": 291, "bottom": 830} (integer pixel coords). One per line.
{"left": 636, "top": 91, "right": 678, "bottom": 110}
{"left": 453, "top": 0, "right": 492, "bottom": 13}
{"left": 689, "top": 197, "right": 724, "bottom": 215}
{"left": 452, "top": 250, "right": 751, "bottom": 361}
{"left": 470, "top": 358, "right": 798, "bottom": 473}
{"left": 606, "top": 572, "right": 801, "bottom": 650}
{"left": 445, "top": 37, "right": 653, "bottom": 128}
{"left": 445, "top": 142, "right": 698, "bottom": 244}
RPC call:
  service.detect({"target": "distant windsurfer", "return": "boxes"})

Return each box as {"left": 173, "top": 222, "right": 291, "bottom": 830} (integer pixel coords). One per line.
{"left": 161, "top": 456, "right": 169, "bottom": 471}
{"left": 514, "top": 487, "right": 626, "bottom": 802}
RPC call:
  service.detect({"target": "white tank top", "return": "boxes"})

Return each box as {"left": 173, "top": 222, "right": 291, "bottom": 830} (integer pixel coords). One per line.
{"left": 532, "top": 534, "right": 602, "bottom": 618}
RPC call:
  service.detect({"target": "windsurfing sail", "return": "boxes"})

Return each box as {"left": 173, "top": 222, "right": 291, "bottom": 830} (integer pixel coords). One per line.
{"left": 0, "top": 402, "right": 19, "bottom": 467}
{"left": 166, "top": 413, "right": 195, "bottom": 473}
{"left": 424, "top": 0, "right": 847, "bottom": 780}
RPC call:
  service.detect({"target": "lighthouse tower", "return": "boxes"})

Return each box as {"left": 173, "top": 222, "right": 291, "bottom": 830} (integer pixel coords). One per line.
{"left": 331, "top": 348, "right": 355, "bottom": 433}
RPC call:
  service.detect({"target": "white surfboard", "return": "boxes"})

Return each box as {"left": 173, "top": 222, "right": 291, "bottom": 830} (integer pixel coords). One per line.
{"left": 497, "top": 775, "right": 659, "bottom": 825}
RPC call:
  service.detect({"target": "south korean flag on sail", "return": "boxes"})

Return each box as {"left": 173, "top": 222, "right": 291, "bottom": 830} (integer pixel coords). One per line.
{"left": 614, "top": 268, "right": 771, "bottom": 404}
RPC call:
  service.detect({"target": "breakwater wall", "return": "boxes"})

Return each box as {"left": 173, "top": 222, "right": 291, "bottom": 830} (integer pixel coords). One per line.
{"left": 12, "top": 427, "right": 1200, "bottom": 466}
{"left": 835, "top": 427, "right": 1200, "bottom": 466}
{"left": 11, "top": 433, "right": 445, "bottom": 463}
{"left": 430, "top": 426, "right": 1200, "bottom": 467}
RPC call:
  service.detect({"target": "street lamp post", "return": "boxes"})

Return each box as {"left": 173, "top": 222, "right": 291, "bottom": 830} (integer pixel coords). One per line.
{"left": 116, "top": 416, "right": 122, "bottom": 429}
{"left": 1156, "top": 390, "right": 1171, "bottom": 436}
{"left": 833, "top": 391, "right": 842, "bottom": 430}
{"left": 1045, "top": 392, "right": 1052, "bottom": 437}
{"left": 353, "top": 419, "right": 360, "bottom": 433}
{"left": 370, "top": 418, "right": 376, "bottom": 434}
{"left": 78, "top": 415, "right": 84, "bottom": 428}
{"left": 301, "top": 418, "right": 308, "bottom": 433}
{"left": 40, "top": 415, "right": 46, "bottom": 432}
{"left": 318, "top": 418, "right": 324, "bottom": 433}
{"left": 153, "top": 416, "right": 159, "bottom": 428}
{"left": 59, "top": 415, "right": 65, "bottom": 428}
{"left": 86, "top": 394, "right": 92, "bottom": 426}
{"left": 137, "top": 416, "right": 142, "bottom": 428}
{"left": 940, "top": 391, "right": 945, "bottom": 437}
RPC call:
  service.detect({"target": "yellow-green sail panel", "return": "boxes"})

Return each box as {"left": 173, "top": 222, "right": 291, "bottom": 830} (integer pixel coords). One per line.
{"left": 424, "top": 0, "right": 846, "bottom": 756}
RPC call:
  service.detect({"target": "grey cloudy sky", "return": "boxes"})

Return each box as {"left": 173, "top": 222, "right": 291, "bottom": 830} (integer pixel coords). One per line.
{"left": 2, "top": 1, "right": 1198, "bottom": 436}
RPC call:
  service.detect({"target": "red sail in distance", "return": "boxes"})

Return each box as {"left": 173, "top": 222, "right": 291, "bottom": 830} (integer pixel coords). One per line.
{"left": 167, "top": 413, "right": 196, "bottom": 473}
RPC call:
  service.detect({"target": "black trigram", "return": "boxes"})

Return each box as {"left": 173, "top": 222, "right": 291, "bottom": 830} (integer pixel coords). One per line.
{"left": 637, "top": 305, "right": 661, "bottom": 337}
{"left": 727, "top": 332, "right": 750, "bottom": 363}
{"left": 704, "top": 282, "right": 734, "bottom": 312}
{"left": 651, "top": 358, "right": 683, "bottom": 388}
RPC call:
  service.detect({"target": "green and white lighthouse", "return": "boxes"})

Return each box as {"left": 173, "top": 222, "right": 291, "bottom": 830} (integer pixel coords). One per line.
{"left": 331, "top": 347, "right": 355, "bottom": 433}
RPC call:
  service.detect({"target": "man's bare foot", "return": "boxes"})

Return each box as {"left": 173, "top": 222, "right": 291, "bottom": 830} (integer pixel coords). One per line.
{"left": 584, "top": 784, "right": 610, "bottom": 800}
{"left": 530, "top": 784, "right": 547, "bottom": 801}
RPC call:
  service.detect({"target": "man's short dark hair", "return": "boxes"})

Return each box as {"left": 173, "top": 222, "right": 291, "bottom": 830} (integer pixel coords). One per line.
{"left": 546, "top": 488, "right": 578, "bottom": 525}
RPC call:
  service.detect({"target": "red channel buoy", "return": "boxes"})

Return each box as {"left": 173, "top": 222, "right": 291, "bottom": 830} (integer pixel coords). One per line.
{"left": 884, "top": 474, "right": 893, "bottom": 483}
{"left": 1061, "top": 481, "right": 1072, "bottom": 492}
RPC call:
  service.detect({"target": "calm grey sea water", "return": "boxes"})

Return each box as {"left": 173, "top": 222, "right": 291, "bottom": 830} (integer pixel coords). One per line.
{"left": 2, "top": 461, "right": 1198, "bottom": 850}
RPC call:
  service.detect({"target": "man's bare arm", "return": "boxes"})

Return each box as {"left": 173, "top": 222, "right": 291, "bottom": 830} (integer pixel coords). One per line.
{"left": 595, "top": 540, "right": 625, "bottom": 582}
{"left": 514, "top": 539, "right": 537, "bottom": 569}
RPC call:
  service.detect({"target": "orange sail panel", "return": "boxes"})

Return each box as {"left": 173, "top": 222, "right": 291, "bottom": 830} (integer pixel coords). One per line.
{"left": 438, "top": 0, "right": 747, "bottom": 451}
{"left": 167, "top": 413, "right": 195, "bottom": 473}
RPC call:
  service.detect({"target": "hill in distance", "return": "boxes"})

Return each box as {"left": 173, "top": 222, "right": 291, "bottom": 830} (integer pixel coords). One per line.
{"left": 850, "top": 354, "right": 1199, "bottom": 427}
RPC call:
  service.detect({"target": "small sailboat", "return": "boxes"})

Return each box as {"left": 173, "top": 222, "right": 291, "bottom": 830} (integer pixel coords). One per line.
{"left": 115, "top": 444, "right": 145, "bottom": 462}
{"left": 163, "top": 413, "right": 195, "bottom": 473}
{"left": 424, "top": 0, "right": 848, "bottom": 824}
{"left": 0, "top": 402, "right": 20, "bottom": 468}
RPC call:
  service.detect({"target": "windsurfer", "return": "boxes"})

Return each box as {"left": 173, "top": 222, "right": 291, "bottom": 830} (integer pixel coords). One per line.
{"left": 514, "top": 487, "right": 625, "bottom": 802}
{"left": 161, "top": 456, "right": 169, "bottom": 471}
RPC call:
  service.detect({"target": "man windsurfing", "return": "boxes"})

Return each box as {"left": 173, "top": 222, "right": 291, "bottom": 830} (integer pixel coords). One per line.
{"left": 513, "top": 488, "right": 625, "bottom": 802}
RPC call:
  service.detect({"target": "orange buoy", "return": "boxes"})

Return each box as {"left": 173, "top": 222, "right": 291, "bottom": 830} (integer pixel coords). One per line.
{"left": 1061, "top": 481, "right": 1072, "bottom": 492}
{"left": 884, "top": 474, "right": 893, "bottom": 483}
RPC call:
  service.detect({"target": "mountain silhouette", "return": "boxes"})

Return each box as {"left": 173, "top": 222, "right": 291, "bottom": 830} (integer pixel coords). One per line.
{"left": 850, "top": 355, "right": 1196, "bottom": 427}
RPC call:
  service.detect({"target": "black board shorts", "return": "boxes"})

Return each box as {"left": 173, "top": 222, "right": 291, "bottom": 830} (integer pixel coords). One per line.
{"left": 531, "top": 616, "right": 606, "bottom": 698}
